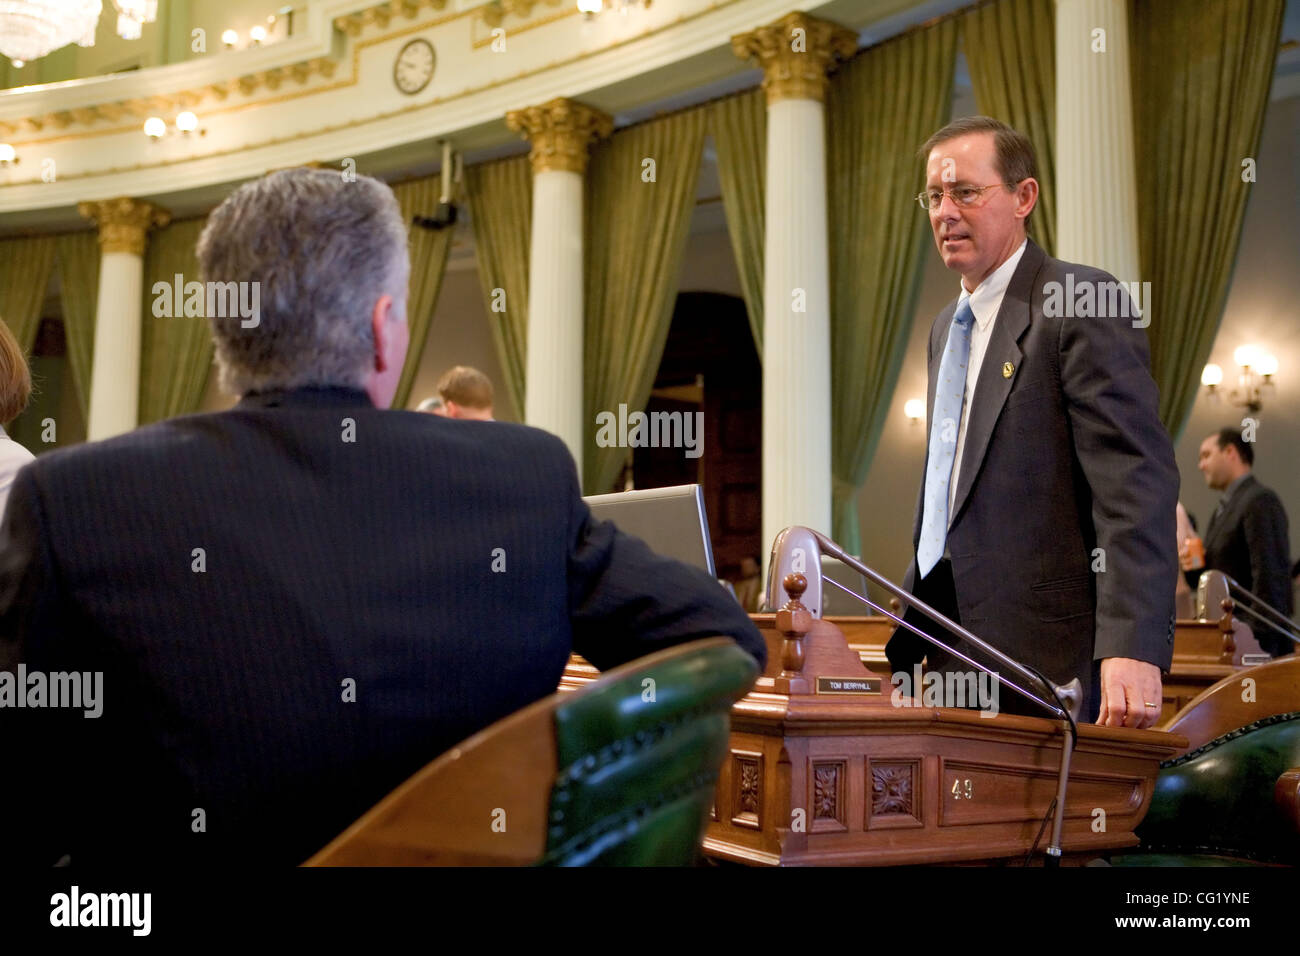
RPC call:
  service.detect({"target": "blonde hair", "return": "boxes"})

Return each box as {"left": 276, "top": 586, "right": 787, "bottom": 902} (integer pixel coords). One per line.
{"left": 0, "top": 319, "right": 32, "bottom": 424}
{"left": 436, "top": 366, "right": 494, "bottom": 409}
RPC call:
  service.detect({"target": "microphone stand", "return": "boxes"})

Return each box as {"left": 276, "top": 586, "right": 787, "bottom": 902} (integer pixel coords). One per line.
{"left": 1203, "top": 571, "right": 1300, "bottom": 650}
{"left": 767, "top": 526, "right": 1082, "bottom": 867}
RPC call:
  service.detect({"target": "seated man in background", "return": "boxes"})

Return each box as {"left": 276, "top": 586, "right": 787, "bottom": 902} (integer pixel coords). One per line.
{"left": 436, "top": 364, "right": 495, "bottom": 420}
{"left": 0, "top": 168, "right": 764, "bottom": 867}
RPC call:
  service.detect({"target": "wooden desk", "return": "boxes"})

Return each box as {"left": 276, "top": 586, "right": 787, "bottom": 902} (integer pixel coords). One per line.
{"left": 773, "top": 613, "right": 1266, "bottom": 727}
{"left": 561, "top": 608, "right": 1185, "bottom": 866}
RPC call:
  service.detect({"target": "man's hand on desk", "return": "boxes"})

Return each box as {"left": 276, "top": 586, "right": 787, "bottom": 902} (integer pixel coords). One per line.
{"left": 1096, "top": 657, "right": 1163, "bottom": 729}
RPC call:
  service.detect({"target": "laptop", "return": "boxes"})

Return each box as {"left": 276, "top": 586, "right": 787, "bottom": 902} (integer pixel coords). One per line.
{"left": 583, "top": 484, "right": 717, "bottom": 577}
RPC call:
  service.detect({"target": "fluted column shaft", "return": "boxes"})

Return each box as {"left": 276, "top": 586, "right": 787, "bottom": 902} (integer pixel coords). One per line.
{"left": 506, "top": 98, "right": 612, "bottom": 475}
{"left": 733, "top": 11, "right": 856, "bottom": 574}
{"left": 79, "top": 197, "right": 170, "bottom": 441}
{"left": 1054, "top": 0, "right": 1141, "bottom": 284}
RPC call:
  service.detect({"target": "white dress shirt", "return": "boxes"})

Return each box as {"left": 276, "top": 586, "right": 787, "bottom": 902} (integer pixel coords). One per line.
{"left": 947, "top": 238, "right": 1028, "bottom": 520}
{"left": 0, "top": 426, "right": 36, "bottom": 520}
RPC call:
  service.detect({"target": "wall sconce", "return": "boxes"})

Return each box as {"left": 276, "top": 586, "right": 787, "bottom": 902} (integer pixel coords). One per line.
{"left": 221, "top": 29, "right": 238, "bottom": 48}
{"left": 144, "top": 113, "right": 205, "bottom": 139}
{"left": 0, "top": 144, "right": 18, "bottom": 165}
{"left": 903, "top": 398, "right": 925, "bottom": 424}
{"left": 249, "top": 25, "right": 267, "bottom": 45}
{"left": 1203, "top": 344, "right": 1278, "bottom": 413}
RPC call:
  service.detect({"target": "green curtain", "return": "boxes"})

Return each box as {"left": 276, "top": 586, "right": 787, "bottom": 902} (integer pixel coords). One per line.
{"left": 1131, "top": 0, "right": 1284, "bottom": 441}
{"left": 828, "top": 19, "right": 959, "bottom": 553}
{"left": 961, "top": 0, "right": 1057, "bottom": 255}
{"left": 139, "top": 218, "right": 214, "bottom": 425}
{"left": 710, "top": 88, "right": 766, "bottom": 351}
{"left": 465, "top": 154, "right": 531, "bottom": 421}
{"left": 583, "top": 106, "right": 708, "bottom": 494}
{"left": 0, "top": 235, "right": 57, "bottom": 352}
{"left": 55, "top": 231, "right": 101, "bottom": 415}
{"left": 391, "top": 174, "right": 457, "bottom": 409}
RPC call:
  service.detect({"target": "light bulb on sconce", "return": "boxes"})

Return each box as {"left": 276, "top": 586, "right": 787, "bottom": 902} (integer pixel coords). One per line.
{"left": 249, "top": 25, "right": 267, "bottom": 44}
{"left": 903, "top": 399, "right": 925, "bottom": 423}
{"left": 577, "top": 0, "right": 602, "bottom": 16}
{"left": 143, "top": 117, "right": 166, "bottom": 139}
{"left": 1205, "top": 345, "right": 1279, "bottom": 413}
{"left": 0, "top": 144, "right": 17, "bottom": 165}
{"left": 221, "top": 29, "right": 238, "bottom": 48}
{"left": 175, "top": 111, "right": 198, "bottom": 133}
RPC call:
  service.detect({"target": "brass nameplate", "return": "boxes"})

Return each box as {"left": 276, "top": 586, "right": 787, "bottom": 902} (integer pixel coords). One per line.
{"left": 816, "top": 677, "right": 883, "bottom": 695}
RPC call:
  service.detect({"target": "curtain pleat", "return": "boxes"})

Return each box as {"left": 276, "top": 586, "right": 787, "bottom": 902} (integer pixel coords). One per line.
{"left": 961, "top": 0, "right": 1057, "bottom": 255}
{"left": 139, "top": 218, "right": 213, "bottom": 425}
{"left": 828, "top": 19, "right": 959, "bottom": 553}
{"left": 583, "top": 106, "right": 708, "bottom": 494}
{"left": 710, "top": 88, "right": 767, "bottom": 352}
{"left": 391, "top": 174, "right": 457, "bottom": 410}
{"left": 55, "top": 231, "right": 101, "bottom": 415}
{"left": 1131, "top": 0, "right": 1284, "bottom": 440}
{"left": 0, "top": 235, "right": 57, "bottom": 353}
{"left": 464, "top": 155, "right": 531, "bottom": 420}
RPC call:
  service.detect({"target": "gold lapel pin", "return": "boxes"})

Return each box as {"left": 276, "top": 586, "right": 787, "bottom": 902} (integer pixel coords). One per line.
{"left": 1002, "top": 362, "right": 1014, "bottom": 379}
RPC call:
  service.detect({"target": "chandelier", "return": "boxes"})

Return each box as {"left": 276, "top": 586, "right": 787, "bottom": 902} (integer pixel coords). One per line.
{"left": 112, "top": 0, "right": 157, "bottom": 41}
{"left": 0, "top": 0, "right": 102, "bottom": 66}
{"left": 0, "top": 0, "right": 158, "bottom": 67}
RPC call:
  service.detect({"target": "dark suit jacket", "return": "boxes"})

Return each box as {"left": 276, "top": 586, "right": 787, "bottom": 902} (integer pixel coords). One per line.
{"left": 888, "top": 239, "right": 1180, "bottom": 711}
{"left": 1203, "top": 473, "right": 1293, "bottom": 655}
{"left": 0, "top": 386, "right": 765, "bottom": 866}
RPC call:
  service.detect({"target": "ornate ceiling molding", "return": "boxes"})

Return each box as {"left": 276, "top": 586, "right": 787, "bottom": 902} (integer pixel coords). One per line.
{"left": 5, "top": 57, "right": 342, "bottom": 138}
{"left": 333, "top": 0, "right": 446, "bottom": 38}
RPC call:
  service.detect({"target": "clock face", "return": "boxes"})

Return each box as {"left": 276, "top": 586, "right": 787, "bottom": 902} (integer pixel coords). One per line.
{"left": 393, "top": 38, "right": 435, "bottom": 95}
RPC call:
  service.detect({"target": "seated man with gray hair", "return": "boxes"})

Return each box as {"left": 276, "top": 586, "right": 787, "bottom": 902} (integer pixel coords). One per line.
{"left": 0, "top": 168, "right": 764, "bottom": 867}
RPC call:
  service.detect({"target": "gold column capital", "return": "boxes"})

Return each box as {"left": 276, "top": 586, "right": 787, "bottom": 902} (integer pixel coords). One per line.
{"left": 731, "top": 11, "right": 858, "bottom": 105}
{"left": 78, "top": 197, "right": 172, "bottom": 256}
{"left": 506, "top": 97, "right": 613, "bottom": 175}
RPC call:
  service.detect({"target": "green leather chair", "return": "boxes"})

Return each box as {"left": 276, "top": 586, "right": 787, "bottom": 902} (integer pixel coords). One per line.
{"left": 1111, "top": 712, "right": 1300, "bottom": 866}
{"left": 306, "top": 638, "right": 759, "bottom": 866}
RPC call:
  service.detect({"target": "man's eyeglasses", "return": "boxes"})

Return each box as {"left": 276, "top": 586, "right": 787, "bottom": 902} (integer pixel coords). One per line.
{"left": 916, "top": 182, "right": 1019, "bottom": 211}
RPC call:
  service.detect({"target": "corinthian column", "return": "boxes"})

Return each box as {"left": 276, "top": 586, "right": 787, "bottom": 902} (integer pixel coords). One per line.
{"left": 1054, "top": 0, "right": 1141, "bottom": 286}
{"left": 78, "top": 198, "right": 170, "bottom": 441}
{"left": 732, "top": 11, "right": 856, "bottom": 569}
{"left": 505, "top": 98, "right": 612, "bottom": 475}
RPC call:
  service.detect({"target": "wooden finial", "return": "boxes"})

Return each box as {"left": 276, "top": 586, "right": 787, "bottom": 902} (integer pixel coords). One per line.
{"left": 776, "top": 573, "right": 812, "bottom": 679}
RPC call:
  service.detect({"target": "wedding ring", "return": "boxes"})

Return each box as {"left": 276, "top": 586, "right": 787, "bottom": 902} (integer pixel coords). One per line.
{"left": 1143, "top": 702, "right": 1158, "bottom": 708}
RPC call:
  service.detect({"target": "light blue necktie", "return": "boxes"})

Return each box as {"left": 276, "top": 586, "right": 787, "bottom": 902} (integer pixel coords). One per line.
{"left": 916, "top": 298, "right": 975, "bottom": 579}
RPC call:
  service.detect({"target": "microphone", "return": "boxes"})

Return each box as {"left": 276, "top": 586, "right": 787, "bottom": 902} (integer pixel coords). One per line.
{"left": 413, "top": 139, "right": 461, "bottom": 230}
{"left": 764, "top": 525, "right": 1082, "bottom": 865}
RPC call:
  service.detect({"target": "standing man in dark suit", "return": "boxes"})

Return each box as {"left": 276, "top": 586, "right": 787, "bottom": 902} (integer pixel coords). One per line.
{"left": 886, "top": 117, "right": 1180, "bottom": 729}
{"left": 0, "top": 168, "right": 764, "bottom": 867}
{"left": 1195, "top": 427, "right": 1293, "bottom": 656}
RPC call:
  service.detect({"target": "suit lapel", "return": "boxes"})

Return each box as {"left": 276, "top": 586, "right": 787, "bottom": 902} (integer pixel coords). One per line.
{"left": 1205, "top": 475, "right": 1255, "bottom": 549}
{"left": 948, "top": 240, "right": 1044, "bottom": 525}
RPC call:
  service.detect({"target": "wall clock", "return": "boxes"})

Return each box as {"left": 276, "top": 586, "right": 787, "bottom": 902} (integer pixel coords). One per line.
{"left": 393, "top": 38, "right": 435, "bottom": 95}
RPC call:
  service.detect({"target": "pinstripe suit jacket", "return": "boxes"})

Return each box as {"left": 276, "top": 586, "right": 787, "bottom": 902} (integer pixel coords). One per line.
{"left": 0, "top": 386, "right": 764, "bottom": 865}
